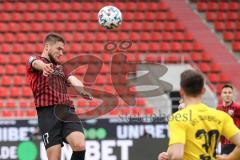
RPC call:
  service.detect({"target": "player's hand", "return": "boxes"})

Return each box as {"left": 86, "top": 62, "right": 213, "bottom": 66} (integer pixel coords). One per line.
{"left": 216, "top": 154, "right": 228, "bottom": 160}
{"left": 158, "top": 152, "right": 168, "bottom": 160}
{"left": 43, "top": 63, "right": 54, "bottom": 77}
{"left": 80, "top": 90, "right": 93, "bottom": 100}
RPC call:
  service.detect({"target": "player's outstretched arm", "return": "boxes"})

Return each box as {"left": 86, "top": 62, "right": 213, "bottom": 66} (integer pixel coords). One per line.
{"left": 32, "top": 60, "right": 54, "bottom": 77}
{"left": 167, "top": 144, "right": 184, "bottom": 160}
{"left": 67, "top": 75, "right": 93, "bottom": 100}
{"left": 158, "top": 152, "right": 168, "bottom": 160}
{"left": 217, "top": 132, "right": 240, "bottom": 160}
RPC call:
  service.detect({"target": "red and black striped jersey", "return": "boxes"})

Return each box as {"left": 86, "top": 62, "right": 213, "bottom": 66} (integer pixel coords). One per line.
{"left": 217, "top": 102, "right": 240, "bottom": 145}
{"left": 26, "top": 55, "right": 73, "bottom": 108}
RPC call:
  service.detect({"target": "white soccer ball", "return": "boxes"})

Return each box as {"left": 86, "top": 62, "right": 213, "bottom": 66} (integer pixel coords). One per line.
{"left": 98, "top": 6, "right": 122, "bottom": 29}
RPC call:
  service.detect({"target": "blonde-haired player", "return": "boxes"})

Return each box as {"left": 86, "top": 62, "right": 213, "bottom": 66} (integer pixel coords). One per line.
{"left": 158, "top": 70, "right": 240, "bottom": 160}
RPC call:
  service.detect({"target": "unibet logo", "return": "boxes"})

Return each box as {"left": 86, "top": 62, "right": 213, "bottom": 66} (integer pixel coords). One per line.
{"left": 17, "top": 141, "right": 38, "bottom": 160}
{"left": 85, "top": 128, "right": 107, "bottom": 140}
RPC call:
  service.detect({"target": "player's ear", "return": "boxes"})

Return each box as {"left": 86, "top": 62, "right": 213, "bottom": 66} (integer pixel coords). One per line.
{"left": 44, "top": 43, "right": 50, "bottom": 52}
{"left": 180, "top": 88, "right": 184, "bottom": 97}
{"left": 201, "top": 87, "right": 206, "bottom": 95}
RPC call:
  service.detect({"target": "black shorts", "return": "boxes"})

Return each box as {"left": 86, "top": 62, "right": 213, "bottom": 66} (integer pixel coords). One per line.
{"left": 221, "top": 144, "right": 236, "bottom": 154}
{"left": 37, "top": 104, "right": 84, "bottom": 149}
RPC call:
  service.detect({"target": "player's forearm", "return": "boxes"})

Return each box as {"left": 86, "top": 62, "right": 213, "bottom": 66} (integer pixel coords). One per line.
{"left": 68, "top": 75, "right": 84, "bottom": 92}
{"left": 227, "top": 146, "right": 240, "bottom": 160}
{"left": 32, "top": 60, "right": 46, "bottom": 71}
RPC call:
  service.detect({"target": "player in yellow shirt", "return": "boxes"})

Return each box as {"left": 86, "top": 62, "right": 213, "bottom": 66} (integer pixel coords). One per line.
{"left": 158, "top": 70, "right": 240, "bottom": 160}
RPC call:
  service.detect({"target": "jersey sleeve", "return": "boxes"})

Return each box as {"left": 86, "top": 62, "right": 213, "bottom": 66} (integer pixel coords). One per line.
{"left": 168, "top": 113, "right": 186, "bottom": 145}
{"left": 26, "top": 55, "right": 38, "bottom": 72}
{"left": 222, "top": 112, "right": 240, "bottom": 140}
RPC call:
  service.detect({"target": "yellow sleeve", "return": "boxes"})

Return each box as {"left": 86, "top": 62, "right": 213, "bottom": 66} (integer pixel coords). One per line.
{"left": 168, "top": 115, "right": 186, "bottom": 145}
{"left": 222, "top": 113, "right": 239, "bottom": 140}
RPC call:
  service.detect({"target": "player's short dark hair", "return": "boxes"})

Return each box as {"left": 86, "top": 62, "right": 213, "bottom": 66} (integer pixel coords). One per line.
{"left": 44, "top": 32, "right": 65, "bottom": 45}
{"left": 221, "top": 84, "right": 233, "bottom": 91}
{"left": 180, "top": 69, "right": 204, "bottom": 97}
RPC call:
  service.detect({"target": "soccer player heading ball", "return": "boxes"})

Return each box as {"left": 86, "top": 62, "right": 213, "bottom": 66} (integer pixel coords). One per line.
{"left": 158, "top": 70, "right": 240, "bottom": 160}
{"left": 26, "top": 33, "right": 92, "bottom": 160}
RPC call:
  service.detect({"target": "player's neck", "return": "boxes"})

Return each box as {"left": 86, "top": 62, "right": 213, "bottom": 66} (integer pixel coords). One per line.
{"left": 41, "top": 51, "right": 50, "bottom": 61}
{"left": 184, "top": 96, "right": 202, "bottom": 107}
{"left": 223, "top": 101, "right": 233, "bottom": 107}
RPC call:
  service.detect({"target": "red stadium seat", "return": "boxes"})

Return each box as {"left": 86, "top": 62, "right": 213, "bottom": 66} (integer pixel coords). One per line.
{"left": 126, "top": 2, "right": 136, "bottom": 11}
{"left": 145, "top": 12, "right": 155, "bottom": 21}
{"left": 22, "top": 87, "right": 33, "bottom": 97}
{"left": 149, "top": 43, "right": 159, "bottom": 52}
{"left": 159, "top": 2, "right": 169, "bottom": 11}
{"left": 167, "top": 12, "right": 177, "bottom": 21}
{"left": 0, "top": 87, "right": 8, "bottom": 98}
{"left": 16, "top": 33, "right": 27, "bottom": 43}
{"left": 134, "top": 12, "right": 145, "bottom": 21}
{"left": 0, "top": 65, "right": 5, "bottom": 75}
{"left": 171, "top": 42, "right": 182, "bottom": 52}
{"left": 81, "top": 2, "right": 93, "bottom": 11}
{"left": 206, "top": 12, "right": 216, "bottom": 21}
{"left": 227, "top": 12, "right": 238, "bottom": 21}
{"left": 223, "top": 32, "right": 234, "bottom": 41}
{"left": 149, "top": 2, "right": 158, "bottom": 11}
{"left": 13, "top": 76, "right": 24, "bottom": 86}
{"left": 225, "top": 22, "right": 235, "bottom": 31}
{"left": 9, "top": 54, "right": 20, "bottom": 64}
{"left": 19, "top": 22, "right": 31, "bottom": 32}
{"left": 5, "top": 33, "right": 15, "bottom": 43}
{"left": 218, "top": 2, "right": 228, "bottom": 11}
{"left": 65, "top": 22, "right": 75, "bottom": 32}
{"left": 3, "top": 2, "right": 14, "bottom": 11}
{"left": 34, "top": 12, "right": 45, "bottom": 21}
{"left": 141, "top": 32, "right": 151, "bottom": 41}
{"left": 1, "top": 76, "right": 11, "bottom": 86}
{"left": 23, "top": 13, "right": 33, "bottom": 22}
{"left": 26, "top": 110, "right": 37, "bottom": 117}
{"left": 229, "top": 2, "right": 239, "bottom": 11}
{"left": 214, "top": 22, "right": 225, "bottom": 32}
{"left": 182, "top": 42, "right": 192, "bottom": 52}
{"left": 151, "top": 32, "right": 161, "bottom": 41}
{"left": 0, "top": 23, "right": 7, "bottom": 32}
{"left": 15, "top": 2, "right": 26, "bottom": 12}
{"left": 208, "top": 2, "right": 218, "bottom": 11}
{"left": 145, "top": 54, "right": 157, "bottom": 63}
{"left": 191, "top": 53, "right": 202, "bottom": 62}
{"left": 48, "top": 2, "right": 59, "bottom": 11}
{"left": 160, "top": 43, "right": 170, "bottom": 52}
{"left": 216, "top": 12, "right": 227, "bottom": 21}
{"left": 197, "top": 2, "right": 207, "bottom": 11}
{"left": 166, "top": 55, "right": 180, "bottom": 63}
{"left": 219, "top": 73, "right": 230, "bottom": 83}
{"left": 136, "top": 2, "right": 147, "bottom": 11}
{"left": 156, "top": 12, "right": 166, "bottom": 21}
{"left": 201, "top": 52, "right": 211, "bottom": 62}
{"left": 0, "top": 54, "right": 9, "bottom": 64}
{"left": 199, "top": 63, "right": 210, "bottom": 73}
{"left": 232, "top": 42, "right": 240, "bottom": 51}
{"left": 10, "top": 87, "right": 20, "bottom": 97}
{"left": 142, "top": 22, "right": 154, "bottom": 31}
{"left": 38, "top": 2, "right": 48, "bottom": 11}
{"left": 192, "top": 42, "right": 203, "bottom": 52}
{"left": 95, "top": 32, "right": 107, "bottom": 42}
{"left": 76, "top": 22, "right": 86, "bottom": 31}
{"left": 138, "top": 43, "right": 149, "bottom": 52}
{"left": 136, "top": 98, "right": 145, "bottom": 106}
{"left": 5, "top": 65, "right": 15, "bottom": 75}
{"left": 60, "top": 2, "right": 71, "bottom": 11}
{"left": 73, "top": 33, "right": 83, "bottom": 42}
{"left": 9, "top": 22, "right": 18, "bottom": 32}
{"left": 6, "top": 100, "right": 17, "bottom": 108}
{"left": 26, "top": 2, "right": 37, "bottom": 12}
{"left": 12, "top": 13, "right": 22, "bottom": 22}
{"left": 211, "top": 63, "right": 221, "bottom": 73}
{"left": 173, "top": 32, "right": 184, "bottom": 41}
{"left": 162, "top": 32, "right": 172, "bottom": 41}
{"left": 208, "top": 73, "right": 219, "bottom": 83}
{"left": 12, "top": 43, "right": 23, "bottom": 54}
{"left": 175, "top": 22, "right": 185, "bottom": 31}
{"left": 16, "top": 65, "right": 26, "bottom": 76}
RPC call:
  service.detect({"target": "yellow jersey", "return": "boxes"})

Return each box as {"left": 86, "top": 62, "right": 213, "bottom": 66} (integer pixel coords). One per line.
{"left": 168, "top": 103, "right": 239, "bottom": 160}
